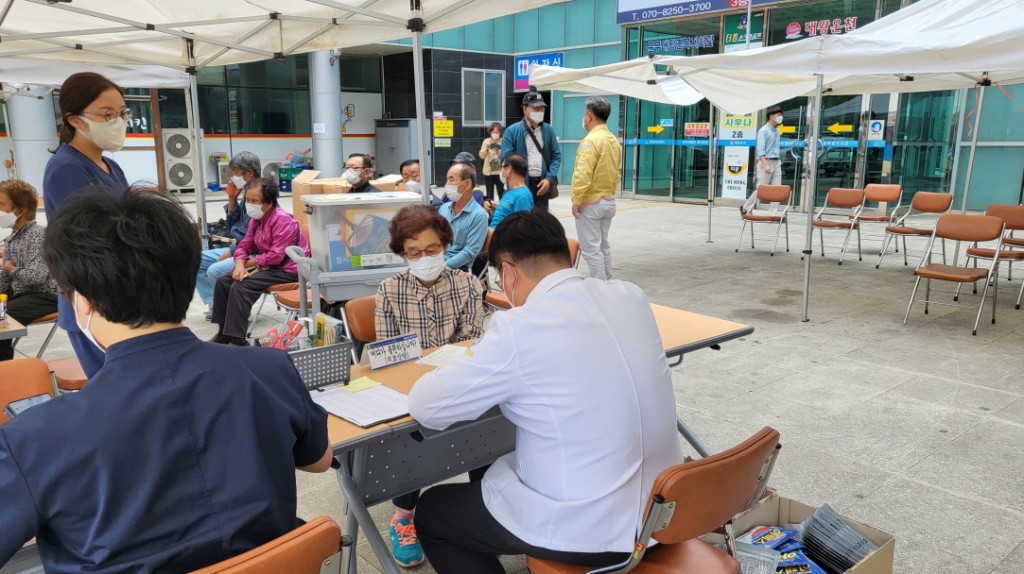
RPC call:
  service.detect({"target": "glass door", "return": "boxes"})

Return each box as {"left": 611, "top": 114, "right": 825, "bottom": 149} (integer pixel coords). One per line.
{"left": 814, "top": 94, "right": 863, "bottom": 206}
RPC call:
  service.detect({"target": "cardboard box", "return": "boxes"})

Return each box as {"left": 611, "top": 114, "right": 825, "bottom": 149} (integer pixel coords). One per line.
{"left": 312, "top": 178, "right": 351, "bottom": 195}
{"left": 732, "top": 492, "right": 895, "bottom": 574}
{"left": 291, "top": 170, "right": 321, "bottom": 228}
{"left": 370, "top": 174, "right": 403, "bottom": 192}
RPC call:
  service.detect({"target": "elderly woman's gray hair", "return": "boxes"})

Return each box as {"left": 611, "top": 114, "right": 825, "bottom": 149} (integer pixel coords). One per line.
{"left": 227, "top": 151, "right": 261, "bottom": 177}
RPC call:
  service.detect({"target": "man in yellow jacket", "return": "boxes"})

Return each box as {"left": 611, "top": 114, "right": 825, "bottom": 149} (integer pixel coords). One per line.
{"left": 571, "top": 97, "right": 621, "bottom": 280}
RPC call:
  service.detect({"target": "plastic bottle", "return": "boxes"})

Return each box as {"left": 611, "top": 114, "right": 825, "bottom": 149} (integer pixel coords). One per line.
{"left": 0, "top": 293, "right": 7, "bottom": 325}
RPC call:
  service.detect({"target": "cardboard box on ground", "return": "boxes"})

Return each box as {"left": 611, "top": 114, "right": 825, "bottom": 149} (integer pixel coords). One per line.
{"left": 730, "top": 491, "right": 895, "bottom": 574}
{"left": 290, "top": 170, "right": 403, "bottom": 228}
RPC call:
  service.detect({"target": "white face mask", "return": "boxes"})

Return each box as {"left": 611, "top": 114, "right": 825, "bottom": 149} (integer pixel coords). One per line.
{"left": 491, "top": 133, "right": 501, "bottom": 140}
{"left": 405, "top": 180, "right": 422, "bottom": 193}
{"left": 444, "top": 184, "right": 463, "bottom": 203}
{"left": 774, "top": 115, "right": 784, "bottom": 126}
{"left": 582, "top": 115, "right": 590, "bottom": 131}
{"left": 407, "top": 252, "right": 445, "bottom": 282}
{"left": 231, "top": 175, "right": 246, "bottom": 189}
{"left": 498, "top": 172, "right": 507, "bottom": 186}
{"left": 73, "top": 292, "right": 105, "bottom": 353}
{"left": 344, "top": 168, "right": 364, "bottom": 185}
{"left": 0, "top": 210, "right": 16, "bottom": 229}
{"left": 245, "top": 202, "right": 265, "bottom": 220}
{"left": 78, "top": 115, "right": 127, "bottom": 151}
{"left": 501, "top": 266, "right": 518, "bottom": 308}
{"left": 529, "top": 111, "right": 545, "bottom": 124}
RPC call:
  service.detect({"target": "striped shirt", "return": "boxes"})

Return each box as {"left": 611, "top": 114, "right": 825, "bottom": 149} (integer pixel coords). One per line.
{"left": 374, "top": 267, "right": 485, "bottom": 349}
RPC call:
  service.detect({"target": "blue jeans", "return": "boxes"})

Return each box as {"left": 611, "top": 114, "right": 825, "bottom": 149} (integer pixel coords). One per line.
{"left": 196, "top": 248, "right": 234, "bottom": 305}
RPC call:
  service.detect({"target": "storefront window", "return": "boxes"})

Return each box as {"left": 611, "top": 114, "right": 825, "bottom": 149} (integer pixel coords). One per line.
{"left": 892, "top": 90, "right": 958, "bottom": 194}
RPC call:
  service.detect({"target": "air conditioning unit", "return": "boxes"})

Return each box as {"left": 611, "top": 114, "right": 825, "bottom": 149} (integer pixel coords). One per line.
{"left": 161, "top": 129, "right": 195, "bottom": 191}
{"left": 261, "top": 160, "right": 284, "bottom": 181}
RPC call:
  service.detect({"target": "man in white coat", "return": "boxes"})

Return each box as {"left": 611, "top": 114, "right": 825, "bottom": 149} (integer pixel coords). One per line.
{"left": 408, "top": 210, "right": 685, "bottom": 573}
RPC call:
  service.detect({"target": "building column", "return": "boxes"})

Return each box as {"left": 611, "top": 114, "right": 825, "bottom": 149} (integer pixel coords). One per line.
{"left": 5, "top": 87, "right": 58, "bottom": 191}
{"left": 309, "top": 50, "right": 344, "bottom": 178}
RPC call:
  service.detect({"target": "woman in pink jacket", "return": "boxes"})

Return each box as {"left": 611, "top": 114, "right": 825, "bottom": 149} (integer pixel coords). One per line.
{"left": 210, "top": 178, "right": 309, "bottom": 345}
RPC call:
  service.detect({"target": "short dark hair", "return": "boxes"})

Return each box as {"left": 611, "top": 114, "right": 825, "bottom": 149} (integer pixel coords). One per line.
{"left": 489, "top": 210, "right": 570, "bottom": 269}
{"left": 451, "top": 162, "right": 476, "bottom": 184}
{"left": 388, "top": 205, "right": 454, "bottom": 255}
{"left": 348, "top": 153, "right": 373, "bottom": 169}
{"left": 43, "top": 188, "right": 201, "bottom": 328}
{"left": 767, "top": 105, "right": 783, "bottom": 116}
{"left": 246, "top": 177, "right": 279, "bottom": 206}
{"left": 502, "top": 153, "right": 527, "bottom": 178}
{"left": 585, "top": 97, "right": 611, "bottom": 122}
{"left": 399, "top": 159, "right": 420, "bottom": 173}
{"left": 0, "top": 179, "right": 39, "bottom": 221}
{"left": 487, "top": 122, "right": 504, "bottom": 134}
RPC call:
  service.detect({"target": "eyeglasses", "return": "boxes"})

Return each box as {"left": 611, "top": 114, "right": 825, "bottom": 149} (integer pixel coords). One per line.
{"left": 82, "top": 108, "right": 132, "bottom": 125}
{"left": 402, "top": 243, "right": 443, "bottom": 260}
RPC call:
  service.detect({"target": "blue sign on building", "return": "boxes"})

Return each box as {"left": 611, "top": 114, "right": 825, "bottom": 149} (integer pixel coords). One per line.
{"left": 514, "top": 52, "right": 565, "bottom": 91}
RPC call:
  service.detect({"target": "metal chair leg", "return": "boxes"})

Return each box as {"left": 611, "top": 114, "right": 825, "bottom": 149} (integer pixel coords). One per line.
{"left": 856, "top": 226, "right": 863, "bottom": 261}
{"left": 904, "top": 275, "right": 923, "bottom": 325}
{"left": 247, "top": 293, "right": 270, "bottom": 338}
{"left": 1015, "top": 274, "right": 1024, "bottom": 309}
{"left": 735, "top": 220, "right": 748, "bottom": 253}
{"left": 770, "top": 221, "right": 784, "bottom": 256}
{"left": 838, "top": 225, "right": 855, "bottom": 265}
{"left": 992, "top": 268, "right": 999, "bottom": 325}
{"left": 877, "top": 233, "right": 894, "bottom": 268}
{"left": 902, "top": 236, "right": 909, "bottom": 266}
{"left": 819, "top": 228, "right": 826, "bottom": 257}
{"left": 35, "top": 322, "right": 60, "bottom": 359}
{"left": 954, "top": 281, "right": 964, "bottom": 302}
{"left": 941, "top": 238, "right": 947, "bottom": 264}
{"left": 784, "top": 217, "right": 790, "bottom": 252}
{"left": 975, "top": 272, "right": 994, "bottom": 336}
{"left": 924, "top": 277, "right": 931, "bottom": 314}
{"left": 750, "top": 223, "right": 755, "bottom": 248}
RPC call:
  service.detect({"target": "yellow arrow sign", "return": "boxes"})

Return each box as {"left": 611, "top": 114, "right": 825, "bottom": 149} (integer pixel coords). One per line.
{"left": 647, "top": 125, "right": 665, "bottom": 135}
{"left": 779, "top": 126, "right": 796, "bottom": 134}
{"left": 827, "top": 122, "right": 854, "bottom": 134}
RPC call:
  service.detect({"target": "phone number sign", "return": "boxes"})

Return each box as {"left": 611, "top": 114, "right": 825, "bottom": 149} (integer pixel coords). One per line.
{"left": 617, "top": 0, "right": 779, "bottom": 24}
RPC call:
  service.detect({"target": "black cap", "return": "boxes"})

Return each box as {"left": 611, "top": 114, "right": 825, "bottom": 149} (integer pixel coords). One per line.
{"left": 522, "top": 85, "right": 546, "bottom": 108}
{"left": 450, "top": 151, "right": 476, "bottom": 167}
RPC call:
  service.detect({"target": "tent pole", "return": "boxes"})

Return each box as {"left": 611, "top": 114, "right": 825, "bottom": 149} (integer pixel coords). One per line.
{"left": 409, "top": 2, "right": 430, "bottom": 204}
{"left": 186, "top": 40, "right": 209, "bottom": 235}
{"left": 707, "top": 104, "right": 717, "bottom": 243}
{"left": 801, "top": 74, "right": 824, "bottom": 323}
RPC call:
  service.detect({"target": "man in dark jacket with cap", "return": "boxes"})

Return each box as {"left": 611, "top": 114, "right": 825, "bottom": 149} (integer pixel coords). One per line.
{"left": 500, "top": 86, "right": 561, "bottom": 212}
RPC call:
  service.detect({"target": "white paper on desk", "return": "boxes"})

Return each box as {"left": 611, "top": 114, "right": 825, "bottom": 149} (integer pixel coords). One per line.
{"left": 416, "top": 344, "right": 468, "bottom": 367}
{"left": 311, "top": 385, "right": 409, "bottom": 428}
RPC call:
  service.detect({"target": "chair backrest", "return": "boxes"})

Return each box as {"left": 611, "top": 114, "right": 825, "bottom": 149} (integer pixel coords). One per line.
{"left": 0, "top": 358, "right": 55, "bottom": 425}
{"left": 482, "top": 227, "right": 494, "bottom": 254}
{"left": 650, "top": 427, "right": 781, "bottom": 544}
{"left": 910, "top": 191, "right": 953, "bottom": 213}
{"left": 190, "top": 516, "right": 342, "bottom": 574}
{"left": 567, "top": 238, "right": 581, "bottom": 269}
{"left": 985, "top": 204, "right": 1024, "bottom": 231}
{"left": 825, "top": 188, "right": 866, "bottom": 209}
{"left": 935, "top": 214, "right": 1004, "bottom": 243}
{"left": 756, "top": 184, "right": 792, "bottom": 204}
{"left": 864, "top": 183, "right": 901, "bottom": 204}
{"left": 344, "top": 296, "right": 377, "bottom": 344}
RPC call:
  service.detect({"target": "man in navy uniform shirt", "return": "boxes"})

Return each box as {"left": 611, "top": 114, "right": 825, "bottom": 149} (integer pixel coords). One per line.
{"left": 0, "top": 189, "right": 332, "bottom": 573}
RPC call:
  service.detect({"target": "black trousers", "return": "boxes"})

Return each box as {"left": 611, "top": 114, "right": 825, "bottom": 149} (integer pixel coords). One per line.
{"left": 416, "top": 481, "right": 630, "bottom": 574}
{"left": 484, "top": 174, "right": 505, "bottom": 201}
{"left": 211, "top": 268, "right": 296, "bottom": 339}
{"left": 528, "top": 177, "right": 550, "bottom": 212}
{"left": 392, "top": 466, "right": 488, "bottom": 511}
{"left": 1, "top": 292, "right": 58, "bottom": 361}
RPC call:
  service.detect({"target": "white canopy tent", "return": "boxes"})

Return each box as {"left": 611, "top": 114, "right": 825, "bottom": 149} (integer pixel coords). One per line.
{"left": 0, "top": 0, "right": 566, "bottom": 228}
{"left": 530, "top": 57, "right": 704, "bottom": 107}
{"left": 656, "top": 0, "right": 1024, "bottom": 321}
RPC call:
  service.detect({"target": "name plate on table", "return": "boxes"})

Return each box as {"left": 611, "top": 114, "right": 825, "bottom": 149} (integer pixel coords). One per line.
{"left": 366, "top": 333, "right": 422, "bottom": 370}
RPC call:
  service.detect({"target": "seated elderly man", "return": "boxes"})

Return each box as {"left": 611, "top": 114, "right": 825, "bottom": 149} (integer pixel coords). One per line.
{"left": 210, "top": 178, "right": 309, "bottom": 346}
{"left": 408, "top": 210, "right": 684, "bottom": 574}
{"left": 0, "top": 188, "right": 330, "bottom": 572}
{"left": 196, "top": 151, "right": 260, "bottom": 320}
{"left": 344, "top": 153, "right": 381, "bottom": 193}
{"left": 373, "top": 204, "right": 486, "bottom": 567}
{"left": 438, "top": 161, "right": 488, "bottom": 272}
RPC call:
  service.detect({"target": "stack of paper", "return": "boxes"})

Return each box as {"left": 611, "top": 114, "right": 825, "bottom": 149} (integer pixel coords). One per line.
{"left": 311, "top": 377, "right": 409, "bottom": 427}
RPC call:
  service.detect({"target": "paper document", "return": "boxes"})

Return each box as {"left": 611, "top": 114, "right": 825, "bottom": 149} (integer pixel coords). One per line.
{"left": 416, "top": 344, "right": 468, "bottom": 367}
{"left": 311, "top": 385, "right": 409, "bottom": 427}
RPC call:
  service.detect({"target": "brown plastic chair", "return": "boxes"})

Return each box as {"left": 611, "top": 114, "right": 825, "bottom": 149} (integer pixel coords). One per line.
{"left": 857, "top": 184, "right": 903, "bottom": 223}
{"left": 877, "top": 191, "right": 953, "bottom": 268}
{"left": 189, "top": 515, "right": 343, "bottom": 574}
{"left": 811, "top": 188, "right": 865, "bottom": 265}
{"left": 486, "top": 238, "right": 581, "bottom": 311}
{"left": 10, "top": 312, "right": 60, "bottom": 359}
{"left": 527, "top": 427, "right": 781, "bottom": 574}
{"left": 961, "top": 204, "right": 1024, "bottom": 310}
{"left": 341, "top": 296, "right": 376, "bottom": 362}
{"left": 47, "top": 357, "right": 89, "bottom": 392}
{"left": 735, "top": 185, "right": 792, "bottom": 256}
{"left": 0, "top": 357, "right": 57, "bottom": 425}
{"left": 904, "top": 214, "right": 1005, "bottom": 335}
